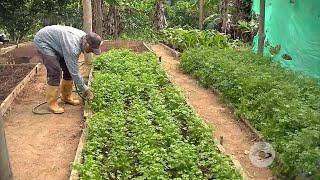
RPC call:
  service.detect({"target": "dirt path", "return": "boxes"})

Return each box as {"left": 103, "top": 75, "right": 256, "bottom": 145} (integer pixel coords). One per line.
{"left": 3, "top": 66, "right": 83, "bottom": 180}
{"left": 150, "top": 44, "right": 274, "bottom": 180}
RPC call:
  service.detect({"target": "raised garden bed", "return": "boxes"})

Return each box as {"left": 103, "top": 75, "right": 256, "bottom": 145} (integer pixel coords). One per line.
{"left": 0, "top": 42, "right": 41, "bottom": 64}
{"left": 0, "top": 64, "right": 35, "bottom": 102}
{"left": 71, "top": 47, "right": 245, "bottom": 179}
{"left": 0, "top": 43, "right": 16, "bottom": 49}
{"left": 0, "top": 63, "right": 40, "bottom": 116}
{"left": 70, "top": 41, "right": 154, "bottom": 180}
{"left": 180, "top": 47, "right": 320, "bottom": 178}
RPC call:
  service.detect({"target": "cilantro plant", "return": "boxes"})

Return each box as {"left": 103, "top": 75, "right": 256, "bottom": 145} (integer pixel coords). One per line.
{"left": 75, "top": 49, "right": 242, "bottom": 179}
{"left": 180, "top": 47, "right": 320, "bottom": 178}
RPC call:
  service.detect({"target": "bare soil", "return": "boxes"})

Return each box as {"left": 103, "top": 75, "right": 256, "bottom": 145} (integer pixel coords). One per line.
{"left": 0, "top": 64, "right": 35, "bottom": 102}
{"left": 150, "top": 44, "right": 275, "bottom": 180}
{"left": 3, "top": 66, "right": 83, "bottom": 180}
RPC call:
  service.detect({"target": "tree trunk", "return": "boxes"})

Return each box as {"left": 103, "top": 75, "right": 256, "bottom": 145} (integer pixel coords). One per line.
{"left": 82, "top": 0, "right": 93, "bottom": 64}
{"left": 0, "top": 116, "right": 13, "bottom": 180}
{"left": 236, "top": 0, "right": 242, "bottom": 21}
{"left": 92, "top": 0, "right": 103, "bottom": 37}
{"left": 106, "top": 5, "right": 122, "bottom": 39}
{"left": 234, "top": 0, "right": 242, "bottom": 39}
{"left": 221, "top": 0, "right": 229, "bottom": 34}
{"left": 199, "top": 0, "right": 205, "bottom": 30}
{"left": 153, "top": 0, "right": 166, "bottom": 32}
{"left": 258, "top": 0, "right": 265, "bottom": 55}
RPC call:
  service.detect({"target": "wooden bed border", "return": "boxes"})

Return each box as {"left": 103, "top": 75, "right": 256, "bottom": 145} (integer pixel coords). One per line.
{"left": 0, "top": 63, "right": 41, "bottom": 117}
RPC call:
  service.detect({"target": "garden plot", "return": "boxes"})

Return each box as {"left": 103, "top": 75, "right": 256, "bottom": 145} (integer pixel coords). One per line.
{"left": 0, "top": 42, "right": 41, "bottom": 64}
{"left": 0, "top": 64, "right": 35, "bottom": 102}
{"left": 179, "top": 47, "right": 320, "bottom": 178}
{"left": 2, "top": 41, "right": 153, "bottom": 180}
{"left": 150, "top": 45, "right": 274, "bottom": 180}
{"left": 0, "top": 63, "right": 41, "bottom": 117}
{"left": 74, "top": 49, "right": 243, "bottom": 179}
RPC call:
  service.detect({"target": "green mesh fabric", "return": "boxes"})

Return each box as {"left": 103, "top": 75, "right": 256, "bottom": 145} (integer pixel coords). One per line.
{"left": 252, "top": 0, "right": 320, "bottom": 79}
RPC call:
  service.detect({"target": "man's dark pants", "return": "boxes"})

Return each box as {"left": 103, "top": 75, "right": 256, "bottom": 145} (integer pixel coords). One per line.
{"left": 38, "top": 53, "right": 72, "bottom": 86}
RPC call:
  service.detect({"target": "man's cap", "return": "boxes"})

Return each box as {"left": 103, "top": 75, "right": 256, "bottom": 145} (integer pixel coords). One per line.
{"left": 87, "top": 32, "right": 102, "bottom": 55}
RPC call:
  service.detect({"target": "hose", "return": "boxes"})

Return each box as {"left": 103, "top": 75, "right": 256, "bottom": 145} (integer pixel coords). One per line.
{"left": 32, "top": 101, "right": 52, "bottom": 115}
{"left": 32, "top": 83, "right": 88, "bottom": 115}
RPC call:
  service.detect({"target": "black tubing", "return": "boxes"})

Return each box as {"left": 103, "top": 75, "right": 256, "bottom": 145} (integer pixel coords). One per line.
{"left": 32, "top": 102, "right": 51, "bottom": 115}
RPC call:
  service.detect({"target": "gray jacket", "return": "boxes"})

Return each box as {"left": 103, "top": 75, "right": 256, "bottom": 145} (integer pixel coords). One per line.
{"left": 34, "top": 25, "right": 88, "bottom": 93}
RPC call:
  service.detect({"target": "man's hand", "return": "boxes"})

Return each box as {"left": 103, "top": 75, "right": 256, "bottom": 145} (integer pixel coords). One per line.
{"left": 84, "top": 89, "right": 94, "bottom": 100}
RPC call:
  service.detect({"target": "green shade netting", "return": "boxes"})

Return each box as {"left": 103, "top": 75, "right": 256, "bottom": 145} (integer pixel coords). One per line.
{"left": 252, "top": 0, "right": 320, "bottom": 79}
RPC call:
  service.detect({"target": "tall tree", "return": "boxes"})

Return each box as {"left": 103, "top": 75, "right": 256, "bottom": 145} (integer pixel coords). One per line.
{"left": 199, "top": 0, "right": 205, "bottom": 30}
{"left": 153, "top": 0, "right": 166, "bottom": 32}
{"left": 0, "top": 0, "right": 42, "bottom": 42}
{"left": 82, "top": 0, "right": 93, "bottom": 64}
{"left": 221, "top": 0, "right": 229, "bottom": 33}
{"left": 105, "top": 2, "right": 122, "bottom": 39}
{"left": 92, "top": 0, "right": 103, "bottom": 37}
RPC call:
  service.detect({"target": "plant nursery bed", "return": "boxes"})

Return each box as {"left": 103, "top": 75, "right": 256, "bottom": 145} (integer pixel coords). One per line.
{"left": 70, "top": 48, "right": 247, "bottom": 180}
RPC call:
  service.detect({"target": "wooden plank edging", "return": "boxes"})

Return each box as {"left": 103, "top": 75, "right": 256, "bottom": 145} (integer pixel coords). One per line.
{"left": 0, "top": 45, "right": 17, "bottom": 55}
{"left": 159, "top": 43, "right": 181, "bottom": 58}
{"left": 142, "top": 42, "right": 153, "bottom": 52}
{"left": 0, "top": 42, "right": 31, "bottom": 56}
{"left": 69, "top": 67, "right": 93, "bottom": 180}
{"left": 0, "top": 63, "right": 41, "bottom": 117}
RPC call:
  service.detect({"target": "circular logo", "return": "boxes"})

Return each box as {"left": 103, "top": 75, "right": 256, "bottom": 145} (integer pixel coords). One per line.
{"left": 249, "top": 142, "right": 275, "bottom": 168}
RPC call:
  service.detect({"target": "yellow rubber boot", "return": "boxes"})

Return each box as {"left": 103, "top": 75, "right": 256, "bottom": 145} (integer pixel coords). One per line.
{"left": 61, "top": 80, "right": 80, "bottom": 106}
{"left": 46, "top": 85, "right": 64, "bottom": 114}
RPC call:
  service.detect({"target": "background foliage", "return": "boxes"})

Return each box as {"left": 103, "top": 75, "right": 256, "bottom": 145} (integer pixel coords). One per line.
{"left": 0, "top": 0, "right": 224, "bottom": 42}
{"left": 0, "top": 0, "right": 82, "bottom": 42}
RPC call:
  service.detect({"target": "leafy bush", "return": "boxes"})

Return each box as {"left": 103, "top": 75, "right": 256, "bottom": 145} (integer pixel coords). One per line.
{"left": 180, "top": 47, "right": 320, "bottom": 178}
{"left": 165, "top": 0, "right": 220, "bottom": 28}
{"left": 166, "top": 1, "right": 199, "bottom": 28}
{"left": 76, "top": 49, "right": 242, "bottom": 179}
{"left": 161, "top": 28, "right": 229, "bottom": 51}
{"left": 120, "top": 1, "right": 159, "bottom": 42}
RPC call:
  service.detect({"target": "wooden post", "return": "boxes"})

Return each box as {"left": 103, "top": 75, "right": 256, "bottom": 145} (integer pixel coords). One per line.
{"left": 82, "top": 0, "right": 93, "bottom": 64}
{"left": 258, "top": 0, "right": 266, "bottom": 55}
{"left": 0, "top": 116, "right": 13, "bottom": 180}
{"left": 199, "top": 0, "right": 205, "bottom": 30}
